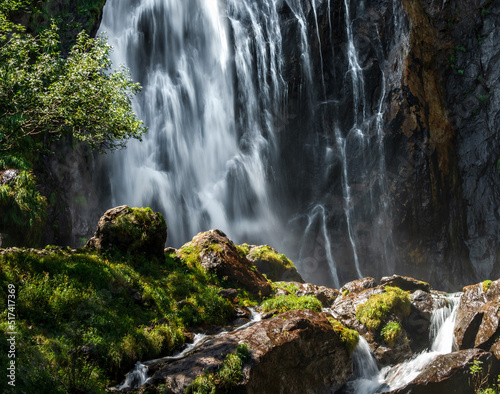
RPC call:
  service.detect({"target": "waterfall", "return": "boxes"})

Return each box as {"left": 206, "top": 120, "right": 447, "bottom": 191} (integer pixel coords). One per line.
{"left": 344, "top": 293, "right": 462, "bottom": 394}
{"left": 95, "top": 0, "right": 405, "bottom": 287}
{"left": 98, "top": 0, "right": 286, "bottom": 249}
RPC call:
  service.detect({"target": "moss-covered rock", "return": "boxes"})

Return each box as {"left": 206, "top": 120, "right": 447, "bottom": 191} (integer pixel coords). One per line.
{"left": 356, "top": 286, "right": 411, "bottom": 331}
{"left": 85, "top": 205, "right": 167, "bottom": 259}
{"left": 244, "top": 244, "right": 304, "bottom": 283}
{"left": 177, "top": 230, "right": 272, "bottom": 297}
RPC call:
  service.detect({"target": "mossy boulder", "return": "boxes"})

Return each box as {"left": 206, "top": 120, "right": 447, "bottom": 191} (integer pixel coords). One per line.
{"left": 141, "top": 310, "right": 354, "bottom": 393}
{"left": 177, "top": 230, "right": 272, "bottom": 297}
{"left": 85, "top": 205, "right": 167, "bottom": 259}
{"left": 244, "top": 244, "right": 304, "bottom": 283}
{"left": 239, "top": 244, "right": 305, "bottom": 283}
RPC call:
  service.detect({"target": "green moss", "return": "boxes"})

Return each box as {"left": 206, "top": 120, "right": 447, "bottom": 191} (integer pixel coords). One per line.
{"left": 178, "top": 244, "right": 202, "bottom": 268}
{"left": 483, "top": 280, "right": 493, "bottom": 293}
{"left": 261, "top": 294, "right": 322, "bottom": 314}
{"left": 185, "top": 344, "right": 250, "bottom": 394}
{"left": 355, "top": 286, "right": 411, "bottom": 331}
{"left": 235, "top": 243, "right": 250, "bottom": 258}
{"left": 249, "top": 245, "right": 295, "bottom": 269}
{"left": 381, "top": 321, "right": 403, "bottom": 347}
{"left": 273, "top": 282, "right": 299, "bottom": 294}
{"left": 0, "top": 246, "right": 244, "bottom": 392}
{"left": 328, "top": 318, "right": 359, "bottom": 355}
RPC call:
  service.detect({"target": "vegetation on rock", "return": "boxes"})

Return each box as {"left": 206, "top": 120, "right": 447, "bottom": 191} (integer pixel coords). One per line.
{"left": 381, "top": 321, "right": 403, "bottom": 348}
{"left": 185, "top": 343, "right": 250, "bottom": 394}
{"left": 0, "top": 0, "right": 145, "bottom": 247}
{"left": 483, "top": 280, "right": 493, "bottom": 293}
{"left": 245, "top": 244, "right": 304, "bottom": 283}
{"left": 261, "top": 294, "right": 322, "bottom": 314}
{"left": 356, "top": 286, "right": 411, "bottom": 331}
{"left": 327, "top": 317, "right": 359, "bottom": 355}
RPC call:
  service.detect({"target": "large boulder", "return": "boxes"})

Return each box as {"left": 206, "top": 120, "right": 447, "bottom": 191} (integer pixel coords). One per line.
{"left": 244, "top": 244, "right": 304, "bottom": 283}
{"left": 454, "top": 280, "right": 500, "bottom": 350}
{"left": 177, "top": 230, "right": 272, "bottom": 297}
{"left": 388, "top": 349, "right": 500, "bottom": 394}
{"left": 85, "top": 205, "right": 167, "bottom": 259}
{"left": 139, "top": 310, "right": 354, "bottom": 393}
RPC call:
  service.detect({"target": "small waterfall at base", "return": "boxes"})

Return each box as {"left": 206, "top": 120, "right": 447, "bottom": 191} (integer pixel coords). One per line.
{"left": 344, "top": 293, "right": 462, "bottom": 394}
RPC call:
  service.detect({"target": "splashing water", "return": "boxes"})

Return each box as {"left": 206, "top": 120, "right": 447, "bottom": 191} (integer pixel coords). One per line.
{"left": 345, "top": 293, "right": 462, "bottom": 393}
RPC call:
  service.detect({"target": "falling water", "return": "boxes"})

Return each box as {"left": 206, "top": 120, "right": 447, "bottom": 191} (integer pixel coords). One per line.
{"left": 96, "top": 0, "right": 403, "bottom": 287}
{"left": 98, "top": 0, "right": 286, "bottom": 249}
{"left": 345, "top": 293, "right": 462, "bottom": 394}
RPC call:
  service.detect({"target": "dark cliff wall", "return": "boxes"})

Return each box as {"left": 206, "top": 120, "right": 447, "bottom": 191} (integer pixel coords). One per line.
{"left": 278, "top": 0, "right": 499, "bottom": 290}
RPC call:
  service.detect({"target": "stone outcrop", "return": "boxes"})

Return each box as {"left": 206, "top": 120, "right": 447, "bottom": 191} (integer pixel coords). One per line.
{"left": 381, "top": 275, "right": 432, "bottom": 293}
{"left": 454, "top": 279, "right": 500, "bottom": 350}
{"left": 331, "top": 277, "right": 436, "bottom": 365}
{"left": 139, "top": 310, "right": 353, "bottom": 393}
{"left": 388, "top": 349, "right": 500, "bottom": 394}
{"left": 177, "top": 230, "right": 272, "bottom": 297}
{"left": 274, "top": 281, "right": 339, "bottom": 308}
{"left": 340, "top": 277, "right": 378, "bottom": 295}
{"left": 85, "top": 205, "right": 167, "bottom": 259}
{"left": 245, "top": 244, "right": 304, "bottom": 283}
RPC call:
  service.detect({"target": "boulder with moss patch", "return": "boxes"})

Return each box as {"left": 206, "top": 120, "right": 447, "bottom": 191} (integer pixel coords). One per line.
{"left": 177, "top": 230, "right": 272, "bottom": 297}
{"left": 454, "top": 279, "right": 500, "bottom": 351}
{"left": 244, "top": 244, "right": 304, "bottom": 283}
{"left": 274, "top": 281, "right": 339, "bottom": 308}
{"left": 139, "top": 310, "right": 354, "bottom": 393}
{"left": 85, "top": 205, "right": 167, "bottom": 259}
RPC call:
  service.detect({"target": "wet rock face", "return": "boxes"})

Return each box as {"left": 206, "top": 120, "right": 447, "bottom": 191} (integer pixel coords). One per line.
{"left": 141, "top": 310, "right": 353, "bottom": 394}
{"left": 388, "top": 349, "right": 500, "bottom": 394}
{"left": 85, "top": 205, "right": 167, "bottom": 259}
{"left": 454, "top": 280, "right": 500, "bottom": 351}
{"left": 446, "top": 0, "right": 500, "bottom": 282}
{"left": 178, "top": 230, "right": 273, "bottom": 297}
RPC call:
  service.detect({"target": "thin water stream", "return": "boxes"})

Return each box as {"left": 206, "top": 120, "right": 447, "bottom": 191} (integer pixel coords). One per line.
{"left": 117, "top": 309, "right": 261, "bottom": 390}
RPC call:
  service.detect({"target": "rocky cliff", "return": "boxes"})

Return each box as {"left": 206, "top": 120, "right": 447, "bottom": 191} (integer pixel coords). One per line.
{"left": 277, "top": 0, "right": 500, "bottom": 290}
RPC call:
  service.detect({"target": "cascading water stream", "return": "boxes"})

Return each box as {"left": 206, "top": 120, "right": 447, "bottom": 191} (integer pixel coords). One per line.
{"left": 117, "top": 309, "right": 261, "bottom": 390}
{"left": 345, "top": 293, "right": 462, "bottom": 393}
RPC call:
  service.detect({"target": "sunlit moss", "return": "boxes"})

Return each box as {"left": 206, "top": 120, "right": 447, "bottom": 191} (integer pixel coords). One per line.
{"left": 355, "top": 286, "right": 411, "bottom": 331}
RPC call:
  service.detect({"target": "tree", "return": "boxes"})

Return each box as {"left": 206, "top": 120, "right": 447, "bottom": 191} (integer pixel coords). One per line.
{"left": 0, "top": 2, "right": 146, "bottom": 156}
{"left": 0, "top": 0, "right": 146, "bottom": 246}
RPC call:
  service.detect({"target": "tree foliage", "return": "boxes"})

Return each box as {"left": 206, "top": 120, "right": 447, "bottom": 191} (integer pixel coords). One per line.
{"left": 0, "top": 1, "right": 146, "bottom": 156}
